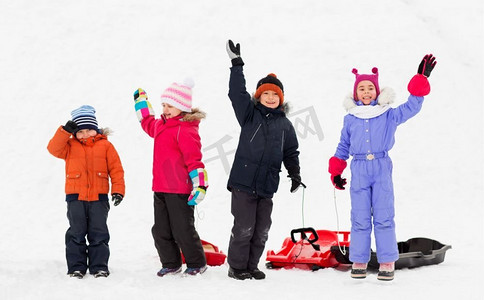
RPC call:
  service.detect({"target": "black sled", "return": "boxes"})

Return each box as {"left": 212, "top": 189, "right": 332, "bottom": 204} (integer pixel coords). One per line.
{"left": 331, "top": 237, "right": 452, "bottom": 269}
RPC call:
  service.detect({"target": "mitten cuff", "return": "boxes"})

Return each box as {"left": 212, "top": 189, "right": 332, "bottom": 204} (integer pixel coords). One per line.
{"left": 135, "top": 99, "right": 155, "bottom": 122}
{"left": 287, "top": 165, "right": 300, "bottom": 177}
{"left": 231, "top": 57, "right": 244, "bottom": 67}
{"left": 328, "top": 156, "right": 347, "bottom": 175}
{"left": 189, "top": 168, "right": 208, "bottom": 188}
{"left": 407, "top": 74, "right": 430, "bottom": 96}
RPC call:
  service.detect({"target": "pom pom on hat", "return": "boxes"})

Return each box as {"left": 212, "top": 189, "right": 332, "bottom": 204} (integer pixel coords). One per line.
{"left": 352, "top": 67, "right": 380, "bottom": 101}
{"left": 160, "top": 77, "right": 194, "bottom": 112}
{"left": 182, "top": 77, "right": 195, "bottom": 89}
{"left": 71, "top": 105, "right": 98, "bottom": 132}
{"left": 254, "top": 73, "right": 284, "bottom": 104}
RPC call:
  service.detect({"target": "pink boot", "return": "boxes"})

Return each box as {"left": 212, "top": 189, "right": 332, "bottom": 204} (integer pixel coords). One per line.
{"left": 377, "top": 262, "right": 395, "bottom": 281}
{"left": 351, "top": 263, "right": 367, "bottom": 279}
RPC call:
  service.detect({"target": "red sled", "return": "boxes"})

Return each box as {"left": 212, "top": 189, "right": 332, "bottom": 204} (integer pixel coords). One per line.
{"left": 266, "top": 228, "right": 350, "bottom": 270}
{"left": 182, "top": 240, "right": 226, "bottom": 266}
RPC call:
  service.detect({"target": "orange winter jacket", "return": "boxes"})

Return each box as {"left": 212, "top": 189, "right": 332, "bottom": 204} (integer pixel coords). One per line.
{"left": 47, "top": 126, "right": 125, "bottom": 201}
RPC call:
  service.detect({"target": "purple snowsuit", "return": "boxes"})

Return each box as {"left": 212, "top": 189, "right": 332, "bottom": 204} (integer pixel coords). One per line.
{"left": 334, "top": 89, "right": 424, "bottom": 263}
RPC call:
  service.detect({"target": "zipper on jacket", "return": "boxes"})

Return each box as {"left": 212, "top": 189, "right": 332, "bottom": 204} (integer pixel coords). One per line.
{"left": 281, "top": 130, "right": 285, "bottom": 153}
{"left": 250, "top": 124, "right": 262, "bottom": 143}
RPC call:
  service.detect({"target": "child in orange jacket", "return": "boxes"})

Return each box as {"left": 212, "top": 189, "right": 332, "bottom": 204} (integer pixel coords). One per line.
{"left": 47, "top": 105, "right": 125, "bottom": 279}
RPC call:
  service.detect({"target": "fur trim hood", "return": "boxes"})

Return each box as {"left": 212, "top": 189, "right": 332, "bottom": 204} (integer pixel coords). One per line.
{"left": 343, "top": 87, "right": 395, "bottom": 111}
{"left": 251, "top": 95, "right": 291, "bottom": 113}
{"left": 99, "top": 127, "right": 112, "bottom": 136}
{"left": 181, "top": 107, "right": 206, "bottom": 122}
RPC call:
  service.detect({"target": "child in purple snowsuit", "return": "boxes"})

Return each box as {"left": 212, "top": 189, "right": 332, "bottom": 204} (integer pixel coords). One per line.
{"left": 328, "top": 55, "right": 437, "bottom": 281}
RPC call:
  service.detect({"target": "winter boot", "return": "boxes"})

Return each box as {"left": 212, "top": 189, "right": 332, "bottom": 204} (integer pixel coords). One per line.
{"left": 69, "top": 271, "right": 85, "bottom": 279}
{"left": 183, "top": 265, "right": 208, "bottom": 276}
{"left": 93, "top": 270, "right": 109, "bottom": 278}
{"left": 377, "top": 262, "right": 395, "bottom": 281}
{"left": 228, "top": 267, "right": 252, "bottom": 280}
{"left": 156, "top": 266, "right": 182, "bottom": 277}
{"left": 351, "top": 263, "right": 367, "bottom": 279}
{"left": 249, "top": 268, "right": 266, "bottom": 280}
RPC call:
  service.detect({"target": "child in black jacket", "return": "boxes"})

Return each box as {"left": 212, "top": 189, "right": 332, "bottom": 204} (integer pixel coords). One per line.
{"left": 225, "top": 39, "right": 304, "bottom": 280}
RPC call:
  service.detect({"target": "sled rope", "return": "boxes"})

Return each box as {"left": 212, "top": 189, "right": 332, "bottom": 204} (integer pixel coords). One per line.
{"left": 333, "top": 188, "right": 347, "bottom": 255}
{"left": 292, "top": 187, "right": 307, "bottom": 263}
{"left": 292, "top": 243, "right": 305, "bottom": 263}
{"left": 301, "top": 187, "right": 306, "bottom": 228}
{"left": 194, "top": 206, "right": 205, "bottom": 230}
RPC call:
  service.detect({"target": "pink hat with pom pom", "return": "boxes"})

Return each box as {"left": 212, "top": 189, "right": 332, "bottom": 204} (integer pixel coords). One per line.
{"left": 160, "top": 78, "right": 195, "bottom": 112}
{"left": 352, "top": 67, "right": 380, "bottom": 101}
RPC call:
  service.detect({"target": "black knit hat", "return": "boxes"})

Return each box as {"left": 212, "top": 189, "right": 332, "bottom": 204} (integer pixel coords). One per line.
{"left": 254, "top": 73, "right": 284, "bottom": 104}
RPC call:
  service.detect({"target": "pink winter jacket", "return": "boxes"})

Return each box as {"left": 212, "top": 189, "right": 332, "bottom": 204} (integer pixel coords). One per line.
{"left": 141, "top": 109, "right": 206, "bottom": 194}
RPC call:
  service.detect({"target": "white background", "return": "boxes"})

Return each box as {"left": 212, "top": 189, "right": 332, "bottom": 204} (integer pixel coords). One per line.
{"left": 0, "top": 0, "right": 482, "bottom": 299}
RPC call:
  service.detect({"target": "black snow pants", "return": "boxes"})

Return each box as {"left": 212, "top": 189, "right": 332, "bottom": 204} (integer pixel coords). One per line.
{"left": 227, "top": 189, "right": 273, "bottom": 271}
{"left": 65, "top": 199, "right": 110, "bottom": 274}
{"left": 152, "top": 192, "right": 206, "bottom": 269}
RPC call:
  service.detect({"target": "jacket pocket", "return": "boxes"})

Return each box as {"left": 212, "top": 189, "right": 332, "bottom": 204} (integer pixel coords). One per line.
{"left": 231, "top": 158, "right": 258, "bottom": 187}
{"left": 96, "top": 172, "right": 110, "bottom": 192}
{"left": 66, "top": 172, "right": 81, "bottom": 194}
{"left": 66, "top": 172, "right": 81, "bottom": 179}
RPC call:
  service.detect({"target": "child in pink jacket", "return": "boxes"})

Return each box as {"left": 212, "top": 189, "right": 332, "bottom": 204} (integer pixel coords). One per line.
{"left": 133, "top": 79, "right": 208, "bottom": 277}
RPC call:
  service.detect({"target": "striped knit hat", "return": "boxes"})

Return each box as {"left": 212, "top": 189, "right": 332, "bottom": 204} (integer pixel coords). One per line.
{"left": 71, "top": 105, "right": 98, "bottom": 131}
{"left": 160, "top": 78, "right": 194, "bottom": 112}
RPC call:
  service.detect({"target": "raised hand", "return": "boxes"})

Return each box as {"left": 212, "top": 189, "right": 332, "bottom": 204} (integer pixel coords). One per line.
{"left": 134, "top": 88, "right": 148, "bottom": 102}
{"left": 408, "top": 54, "right": 437, "bottom": 96}
{"left": 417, "top": 54, "right": 437, "bottom": 77}
{"left": 133, "top": 88, "right": 154, "bottom": 121}
{"left": 226, "top": 39, "right": 244, "bottom": 66}
{"left": 63, "top": 120, "right": 78, "bottom": 134}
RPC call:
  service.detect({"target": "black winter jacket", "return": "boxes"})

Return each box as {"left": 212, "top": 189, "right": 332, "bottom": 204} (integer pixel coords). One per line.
{"left": 227, "top": 65, "right": 300, "bottom": 198}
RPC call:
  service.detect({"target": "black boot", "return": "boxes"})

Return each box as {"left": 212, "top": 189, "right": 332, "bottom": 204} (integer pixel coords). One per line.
{"left": 249, "top": 268, "right": 266, "bottom": 280}
{"left": 228, "top": 267, "right": 252, "bottom": 280}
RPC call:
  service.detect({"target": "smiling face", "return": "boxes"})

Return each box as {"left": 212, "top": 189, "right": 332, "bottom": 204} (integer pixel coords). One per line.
{"left": 356, "top": 80, "right": 377, "bottom": 105}
{"left": 162, "top": 103, "right": 182, "bottom": 119}
{"left": 75, "top": 129, "right": 97, "bottom": 140}
{"left": 259, "top": 90, "right": 280, "bottom": 109}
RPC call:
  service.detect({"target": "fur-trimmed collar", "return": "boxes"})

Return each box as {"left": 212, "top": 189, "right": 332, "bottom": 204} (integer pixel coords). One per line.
{"left": 181, "top": 108, "right": 206, "bottom": 122}
{"left": 343, "top": 87, "right": 395, "bottom": 111}
{"left": 99, "top": 128, "right": 111, "bottom": 136}
{"left": 251, "top": 96, "right": 291, "bottom": 113}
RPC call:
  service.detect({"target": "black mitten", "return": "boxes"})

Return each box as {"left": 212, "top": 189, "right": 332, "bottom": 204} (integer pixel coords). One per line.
{"left": 112, "top": 193, "right": 123, "bottom": 206}
{"left": 63, "top": 120, "right": 78, "bottom": 134}
{"left": 287, "top": 166, "right": 306, "bottom": 193}
{"left": 226, "top": 40, "right": 244, "bottom": 66}
{"left": 332, "top": 174, "right": 347, "bottom": 190}
{"left": 289, "top": 174, "right": 307, "bottom": 193}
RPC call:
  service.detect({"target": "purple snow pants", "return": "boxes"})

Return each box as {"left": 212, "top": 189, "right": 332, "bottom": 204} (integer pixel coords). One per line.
{"left": 349, "top": 156, "right": 399, "bottom": 264}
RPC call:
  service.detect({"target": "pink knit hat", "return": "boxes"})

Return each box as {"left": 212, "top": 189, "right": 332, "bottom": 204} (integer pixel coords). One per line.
{"left": 352, "top": 67, "right": 380, "bottom": 101}
{"left": 160, "top": 78, "right": 194, "bottom": 112}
